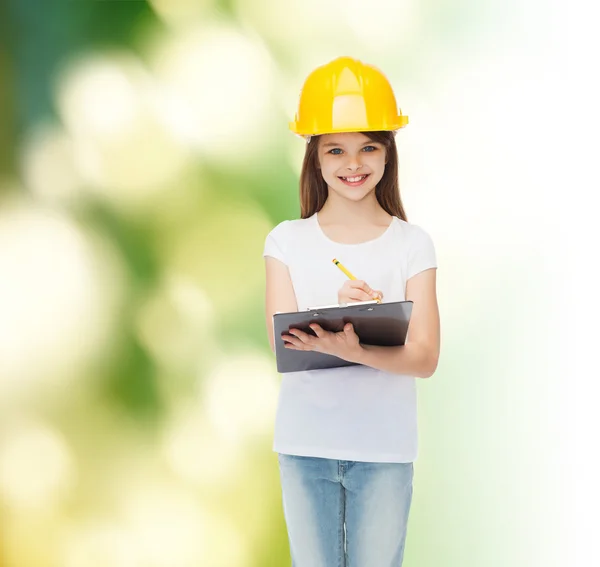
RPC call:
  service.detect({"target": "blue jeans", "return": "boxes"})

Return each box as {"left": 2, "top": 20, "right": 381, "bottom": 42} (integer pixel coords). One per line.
{"left": 278, "top": 453, "right": 414, "bottom": 567}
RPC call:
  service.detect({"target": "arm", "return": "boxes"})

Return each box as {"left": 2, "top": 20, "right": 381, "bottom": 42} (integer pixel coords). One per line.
{"left": 283, "top": 267, "right": 440, "bottom": 377}
{"left": 353, "top": 268, "right": 440, "bottom": 378}
{"left": 265, "top": 256, "right": 298, "bottom": 353}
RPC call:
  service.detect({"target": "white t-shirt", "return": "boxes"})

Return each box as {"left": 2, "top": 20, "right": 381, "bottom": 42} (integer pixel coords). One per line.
{"left": 263, "top": 212, "right": 437, "bottom": 463}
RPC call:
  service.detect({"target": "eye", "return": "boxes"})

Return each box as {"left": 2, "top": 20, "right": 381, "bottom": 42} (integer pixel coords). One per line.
{"left": 328, "top": 148, "right": 343, "bottom": 155}
{"left": 362, "top": 145, "right": 377, "bottom": 152}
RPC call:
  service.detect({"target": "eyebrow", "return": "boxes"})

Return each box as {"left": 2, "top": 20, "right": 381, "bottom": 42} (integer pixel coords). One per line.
{"left": 321, "top": 140, "right": 380, "bottom": 148}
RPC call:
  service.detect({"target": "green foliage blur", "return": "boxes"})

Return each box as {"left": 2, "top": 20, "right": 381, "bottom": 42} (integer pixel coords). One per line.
{"left": 0, "top": 1, "right": 567, "bottom": 566}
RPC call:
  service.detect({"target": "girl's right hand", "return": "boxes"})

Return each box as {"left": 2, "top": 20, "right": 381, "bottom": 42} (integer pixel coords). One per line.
{"left": 337, "top": 280, "right": 383, "bottom": 304}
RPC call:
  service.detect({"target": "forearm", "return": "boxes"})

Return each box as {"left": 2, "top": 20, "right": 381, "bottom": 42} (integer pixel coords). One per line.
{"left": 351, "top": 342, "right": 438, "bottom": 378}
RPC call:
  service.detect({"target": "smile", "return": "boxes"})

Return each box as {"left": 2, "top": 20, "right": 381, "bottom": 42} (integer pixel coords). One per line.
{"left": 338, "top": 174, "right": 370, "bottom": 186}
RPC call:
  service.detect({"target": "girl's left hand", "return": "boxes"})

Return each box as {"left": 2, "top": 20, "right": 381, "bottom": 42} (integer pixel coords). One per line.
{"left": 282, "top": 323, "right": 362, "bottom": 363}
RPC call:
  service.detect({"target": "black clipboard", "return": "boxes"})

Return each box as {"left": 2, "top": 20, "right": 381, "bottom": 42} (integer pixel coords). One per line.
{"left": 273, "top": 300, "right": 413, "bottom": 373}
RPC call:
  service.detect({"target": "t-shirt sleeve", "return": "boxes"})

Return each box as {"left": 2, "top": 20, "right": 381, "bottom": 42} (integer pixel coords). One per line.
{"left": 263, "top": 221, "right": 289, "bottom": 265}
{"left": 407, "top": 225, "right": 437, "bottom": 279}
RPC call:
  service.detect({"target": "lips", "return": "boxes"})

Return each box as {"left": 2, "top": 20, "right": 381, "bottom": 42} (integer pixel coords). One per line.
{"left": 338, "top": 173, "right": 370, "bottom": 186}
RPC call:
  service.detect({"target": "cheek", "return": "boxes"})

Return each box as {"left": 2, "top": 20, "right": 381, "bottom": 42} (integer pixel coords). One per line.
{"left": 319, "top": 161, "right": 339, "bottom": 181}
{"left": 368, "top": 156, "right": 387, "bottom": 179}
{"left": 368, "top": 153, "right": 387, "bottom": 169}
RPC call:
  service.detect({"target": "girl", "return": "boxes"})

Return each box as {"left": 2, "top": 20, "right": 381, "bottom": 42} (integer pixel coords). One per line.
{"left": 263, "top": 57, "right": 440, "bottom": 567}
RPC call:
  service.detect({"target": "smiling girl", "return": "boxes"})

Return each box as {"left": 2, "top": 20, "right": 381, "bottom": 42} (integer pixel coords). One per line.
{"left": 263, "top": 57, "right": 440, "bottom": 567}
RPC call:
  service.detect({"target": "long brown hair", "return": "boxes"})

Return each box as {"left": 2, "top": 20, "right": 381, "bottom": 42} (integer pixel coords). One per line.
{"left": 299, "top": 131, "right": 407, "bottom": 221}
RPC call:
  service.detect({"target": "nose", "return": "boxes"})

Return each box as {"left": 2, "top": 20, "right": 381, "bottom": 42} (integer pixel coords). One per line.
{"left": 345, "top": 156, "right": 364, "bottom": 172}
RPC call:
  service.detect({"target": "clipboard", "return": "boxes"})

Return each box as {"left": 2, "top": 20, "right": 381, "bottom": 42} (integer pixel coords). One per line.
{"left": 273, "top": 300, "right": 413, "bottom": 373}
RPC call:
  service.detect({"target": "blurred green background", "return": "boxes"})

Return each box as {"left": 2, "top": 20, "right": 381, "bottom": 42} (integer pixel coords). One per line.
{"left": 0, "top": 0, "right": 572, "bottom": 566}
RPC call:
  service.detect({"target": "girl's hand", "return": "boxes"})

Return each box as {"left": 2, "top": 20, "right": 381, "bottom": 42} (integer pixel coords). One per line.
{"left": 338, "top": 279, "right": 383, "bottom": 304}
{"left": 282, "top": 323, "right": 362, "bottom": 363}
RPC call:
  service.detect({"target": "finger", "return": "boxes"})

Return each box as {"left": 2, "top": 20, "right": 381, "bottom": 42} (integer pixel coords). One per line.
{"left": 347, "top": 289, "right": 373, "bottom": 302}
{"left": 309, "top": 323, "right": 327, "bottom": 338}
{"left": 348, "top": 280, "right": 381, "bottom": 300}
{"left": 343, "top": 323, "right": 356, "bottom": 336}
{"left": 288, "top": 329, "right": 313, "bottom": 344}
{"left": 348, "top": 279, "right": 369, "bottom": 291}
{"left": 365, "top": 288, "right": 383, "bottom": 301}
{"left": 282, "top": 335, "right": 309, "bottom": 349}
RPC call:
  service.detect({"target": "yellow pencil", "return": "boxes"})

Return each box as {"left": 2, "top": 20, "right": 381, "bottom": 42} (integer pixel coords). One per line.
{"left": 332, "top": 258, "right": 356, "bottom": 280}
{"left": 332, "top": 258, "right": 382, "bottom": 303}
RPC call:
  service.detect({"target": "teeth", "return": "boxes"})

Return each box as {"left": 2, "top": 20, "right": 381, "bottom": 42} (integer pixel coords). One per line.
{"left": 342, "top": 175, "right": 366, "bottom": 182}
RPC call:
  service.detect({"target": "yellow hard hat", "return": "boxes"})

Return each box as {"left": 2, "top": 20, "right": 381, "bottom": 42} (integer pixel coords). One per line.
{"left": 289, "top": 56, "right": 408, "bottom": 137}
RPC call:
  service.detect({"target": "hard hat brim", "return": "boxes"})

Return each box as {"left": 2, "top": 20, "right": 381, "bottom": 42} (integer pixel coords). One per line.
{"left": 289, "top": 115, "right": 409, "bottom": 136}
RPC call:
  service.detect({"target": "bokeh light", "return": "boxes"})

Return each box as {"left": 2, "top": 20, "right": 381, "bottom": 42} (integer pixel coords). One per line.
{"left": 150, "top": 24, "right": 277, "bottom": 162}
{"left": 159, "top": 201, "right": 273, "bottom": 313}
{"left": 55, "top": 52, "right": 190, "bottom": 212}
{"left": 162, "top": 405, "right": 240, "bottom": 486}
{"left": 0, "top": 419, "right": 75, "bottom": 510}
{"left": 22, "top": 123, "right": 82, "bottom": 203}
{"left": 203, "top": 350, "right": 279, "bottom": 444}
{"left": 135, "top": 272, "right": 215, "bottom": 380}
{"left": 0, "top": 198, "right": 126, "bottom": 407}
{"left": 120, "top": 482, "right": 249, "bottom": 567}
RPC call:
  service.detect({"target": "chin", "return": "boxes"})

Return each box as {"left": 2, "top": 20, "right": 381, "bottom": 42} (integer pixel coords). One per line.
{"left": 332, "top": 183, "right": 377, "bottom": 201}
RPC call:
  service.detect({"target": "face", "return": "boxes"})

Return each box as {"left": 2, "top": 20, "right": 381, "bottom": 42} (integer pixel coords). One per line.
{"left": 317, "top": 132, "right": 387, "bottom": 203}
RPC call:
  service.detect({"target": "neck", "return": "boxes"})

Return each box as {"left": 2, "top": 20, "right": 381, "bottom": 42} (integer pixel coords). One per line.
{"left": 317, "top": 190, "right": 390, "bottom": 225}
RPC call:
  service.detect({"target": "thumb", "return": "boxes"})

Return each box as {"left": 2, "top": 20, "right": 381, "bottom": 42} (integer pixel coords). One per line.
{"left": 344, "top": 323, "right": 354, "bottom": 334}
